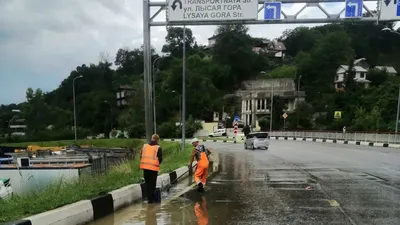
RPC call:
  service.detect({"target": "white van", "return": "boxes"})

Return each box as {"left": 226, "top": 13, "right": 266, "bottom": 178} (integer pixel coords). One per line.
{"left": 208, "top": 128, "right": 227, "bottom": 137}
{"left": 244, "top": 132, "right": 269, "bottom": 150}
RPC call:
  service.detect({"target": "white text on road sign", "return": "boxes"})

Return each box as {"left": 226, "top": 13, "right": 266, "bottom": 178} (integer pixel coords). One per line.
{"left": 380, "top": 0, "right": 400, "bottom": 20}
{"left": 345, "top": 0, "right": 363, "bottom": 18}
{"left": 264, "top": 2, "right": 281, "bottom": 20}
{"left": 167, "top": 0, "right": 259, "bottom": 22}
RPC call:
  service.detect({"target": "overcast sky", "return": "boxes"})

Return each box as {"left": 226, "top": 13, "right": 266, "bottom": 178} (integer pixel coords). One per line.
{"left": 0, "top": 0, "right": 387, "bottom": 105}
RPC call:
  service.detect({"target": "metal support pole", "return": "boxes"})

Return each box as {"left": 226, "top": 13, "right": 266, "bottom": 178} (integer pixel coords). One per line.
{"left": 73, "top": 76, "right": 82, "bottom": 141}
{"left": 269, "top": 79, "right": 274, "bottom": 134}
{"left": 181, "top": 26, "right": 186, "bottom": 151}
{"left": 143, "top": 0, "right": 153, "bottom": 142}
{"left": 395, "top": 85, "right": 400, "bottom": 141}
{"left": 297, "top": 74, "right": 301, "bottom": 128}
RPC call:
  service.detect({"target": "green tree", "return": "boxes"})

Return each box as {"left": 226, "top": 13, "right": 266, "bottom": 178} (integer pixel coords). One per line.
{"left": 267, "top": 65, "right": 297, "bottom": 79}
{"left": 162, "top": 27, "right": 196, "bottom": 58}
{"left": 352, "top": 106, "right": 382, "bottom": 131}
{"left": 287, "top": 102, "right": 313, "bottom": 129}
{"left": 258, "top": 117, "right": 269, "bottom": 131}
{"left": 212, "top": 25, "right": 264, "bottom": 91}
{"left": 367, "top": 68, "right": 389, "bottom": 86}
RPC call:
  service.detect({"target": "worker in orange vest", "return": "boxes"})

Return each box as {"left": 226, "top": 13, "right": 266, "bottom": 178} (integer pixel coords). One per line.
{"left": 189, "top": 138, "right": 211, "bottom": 192}
{"left": 140, "top": 134, "right": 163, "bottom": 203}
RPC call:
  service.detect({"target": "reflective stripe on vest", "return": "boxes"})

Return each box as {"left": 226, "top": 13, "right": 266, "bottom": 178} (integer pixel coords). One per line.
{"left": 140, "top": 144, "right": 160, "bottom": 171}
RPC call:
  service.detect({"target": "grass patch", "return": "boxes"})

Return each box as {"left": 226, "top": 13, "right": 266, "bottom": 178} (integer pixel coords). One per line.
{"left": 0, "top": 140, "right": 193, "bottom": 223}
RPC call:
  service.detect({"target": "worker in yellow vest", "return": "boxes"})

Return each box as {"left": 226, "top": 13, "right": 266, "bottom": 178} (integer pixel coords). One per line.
{"left": 140, "top": 134, "right": 163, "bottom": 203}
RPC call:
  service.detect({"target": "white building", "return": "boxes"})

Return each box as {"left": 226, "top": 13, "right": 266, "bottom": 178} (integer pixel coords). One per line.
{"left": 116, "top": 85, "right": 134, "bottom": 107}
{"left": 9, "top": 118, "right": 27, "bottom": 136}
{"left": 236, "top": 78, "right": 305, "bottom": 129}
{"left": 375, "top": 66, "right": 397, "bottom": 76}
{"left": 334, "top": 65, "right": 370, "bottom": 90}
{"left": 334, "top": 58, "right": 397, "bottom": 91}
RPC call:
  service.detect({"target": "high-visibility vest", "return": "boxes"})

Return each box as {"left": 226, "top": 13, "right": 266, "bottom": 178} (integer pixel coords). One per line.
{"left": 140, "top": 144, "right": 160, "bottom": 171}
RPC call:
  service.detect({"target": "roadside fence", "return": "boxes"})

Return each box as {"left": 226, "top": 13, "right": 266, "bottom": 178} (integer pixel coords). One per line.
{"left": 270, "top": 131, "right": 400, "bottom": 144}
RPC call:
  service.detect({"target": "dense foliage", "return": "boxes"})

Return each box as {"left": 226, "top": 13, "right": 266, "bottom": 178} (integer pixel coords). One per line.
{"left": 1, "top": 22, "right": 399, "bottom": 142}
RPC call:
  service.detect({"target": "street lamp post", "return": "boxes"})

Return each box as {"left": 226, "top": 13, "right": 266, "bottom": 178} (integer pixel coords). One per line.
{"left": 172, "top": 90, "right": 182, "bottom": 124}
{"left": 73, "top": 75, "right": 83, "bottom": 141}
{"left": 182, "top": 26, "right": 187, "bottom": 151}
{"left": 104, "top": 100, "right": 113, "bottom": 134}
{"left": 152, "top": 56, "right": 164, "bottom": 134}
{"left": 297, "top": 74, "right": 302, "bottom": 128}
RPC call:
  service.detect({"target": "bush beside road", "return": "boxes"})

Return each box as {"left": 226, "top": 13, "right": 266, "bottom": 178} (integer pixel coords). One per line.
{"left": 0, "top": 139, "right": 193, "bottom": 223}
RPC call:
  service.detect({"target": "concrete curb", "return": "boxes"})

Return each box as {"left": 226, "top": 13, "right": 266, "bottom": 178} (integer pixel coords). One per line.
{"left": 6, "top": 163, "right": 199, "bottom": 225}
{"left": 270, "top": 136, "right": 399, "bottom": 148}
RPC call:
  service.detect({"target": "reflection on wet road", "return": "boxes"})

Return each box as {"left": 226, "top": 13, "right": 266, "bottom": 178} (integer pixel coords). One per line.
{"left": 92, "top": 140, "right": 400, "bottom": 225}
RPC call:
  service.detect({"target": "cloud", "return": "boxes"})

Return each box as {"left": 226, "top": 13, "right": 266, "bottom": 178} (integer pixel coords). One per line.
{"left": 0, "top": 0, "right": 385, "bottom": 105}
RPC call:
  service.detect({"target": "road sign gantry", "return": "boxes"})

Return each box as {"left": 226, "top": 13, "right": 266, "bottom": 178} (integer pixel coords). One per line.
{"left": 142, "top": 0, "right": 400, "bottom": 141}
{"left": 380, "top": 0, "right": 400, "bottom": 20}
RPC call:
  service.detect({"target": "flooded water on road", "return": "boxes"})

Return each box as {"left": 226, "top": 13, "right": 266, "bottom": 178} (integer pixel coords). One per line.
{"left": 91, "top": 141, "right": 400, "bottom": 225}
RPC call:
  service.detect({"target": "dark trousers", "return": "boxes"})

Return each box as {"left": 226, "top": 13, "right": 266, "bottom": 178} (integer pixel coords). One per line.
{"left": 143, "top": 169, "right": 158, "bottom": 202}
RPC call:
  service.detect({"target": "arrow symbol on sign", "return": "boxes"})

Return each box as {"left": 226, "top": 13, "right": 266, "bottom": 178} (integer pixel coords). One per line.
{"left": 384, "top": 0, "right": 391, "bottom": 6}
{"left": 347, "top": 1, "right": 359, "bottom": 15}
{"left": 266, "top": 5, "right": 277, "bottom": 19}
{"left": 171, "top": 0, "right": 182, "bottom": 11}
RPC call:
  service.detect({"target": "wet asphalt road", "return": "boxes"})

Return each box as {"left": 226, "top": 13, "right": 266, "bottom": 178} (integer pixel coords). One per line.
{"left": 91, "top": 140, "right": 400, "bottom": 225}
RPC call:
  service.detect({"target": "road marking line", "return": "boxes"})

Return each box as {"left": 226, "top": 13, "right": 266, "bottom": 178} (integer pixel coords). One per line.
{"left": 328, "top": 200, "right": 340, "bottom": 207}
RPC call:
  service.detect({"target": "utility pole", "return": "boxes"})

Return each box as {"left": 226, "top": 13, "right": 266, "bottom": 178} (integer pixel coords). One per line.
{"left": 181, "top": 26, "right": 186, "bottom": 151}
{"left": 152, "top": 56, "right": 163, "bottom": 134}
{"left": 73, "top": 75, "right": 83, "bottom": 141}
{"left": 143, "top": 0, "right": 153, "bottom": 142}
{"left": 269, "top": 78, "right": 274, "bottom": 134}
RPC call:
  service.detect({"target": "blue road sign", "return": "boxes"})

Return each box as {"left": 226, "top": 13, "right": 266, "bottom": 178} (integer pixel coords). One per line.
{"left": 345, "top": 0, "right": 363, "bottom": 18}
{"left": 397, "top": 1, "right": 400, "bottom": 16}
{"left": 264, "top": 2, "right": 281, "bottom": 20}
{"left": 234, "top": 116, "right": 240, "bottom": 122}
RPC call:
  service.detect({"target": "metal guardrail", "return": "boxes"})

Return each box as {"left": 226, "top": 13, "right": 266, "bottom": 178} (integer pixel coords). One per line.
{"left": 270, "top": 131, "right": 400, "bottom": 144}
{"left": 3, "top": 146, "right": 136, "bottom": 175}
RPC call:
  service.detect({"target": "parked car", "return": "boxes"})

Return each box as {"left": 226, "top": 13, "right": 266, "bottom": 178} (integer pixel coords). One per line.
{"left": 0, "top": 178, "right": 13, "bottom": 199}
{"left": 208, "top": 128, "right": 227, "bottom": 137}
{"left": 244, "top": 132, "right": 269, "bottom": 150}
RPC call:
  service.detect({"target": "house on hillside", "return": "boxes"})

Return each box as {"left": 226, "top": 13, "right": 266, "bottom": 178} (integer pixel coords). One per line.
{"left": 206, "top": 35, "right": 219, "bottom": 49}
{"left": 235, "top": 78, "right": 305, "bottom": 130}
{"left": 334, "top": 58, "right": 397, "bottom": 91}
{"left": 334, "top": 65, "right": 370, "bottom": 91}
{"left": 206, "top": 36, "right": 286, "bottom": 58}
{"left": 252, "top": 39, "right": 286, "bottom": 58}
{"left": 9, "top": 118, "right": 27, "bottom": 136}
{"left": 116, "top": 85, "right": 134, "bottom": 107}
{"left": 375, "top": 66, "right": 398, "bottom": 76}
